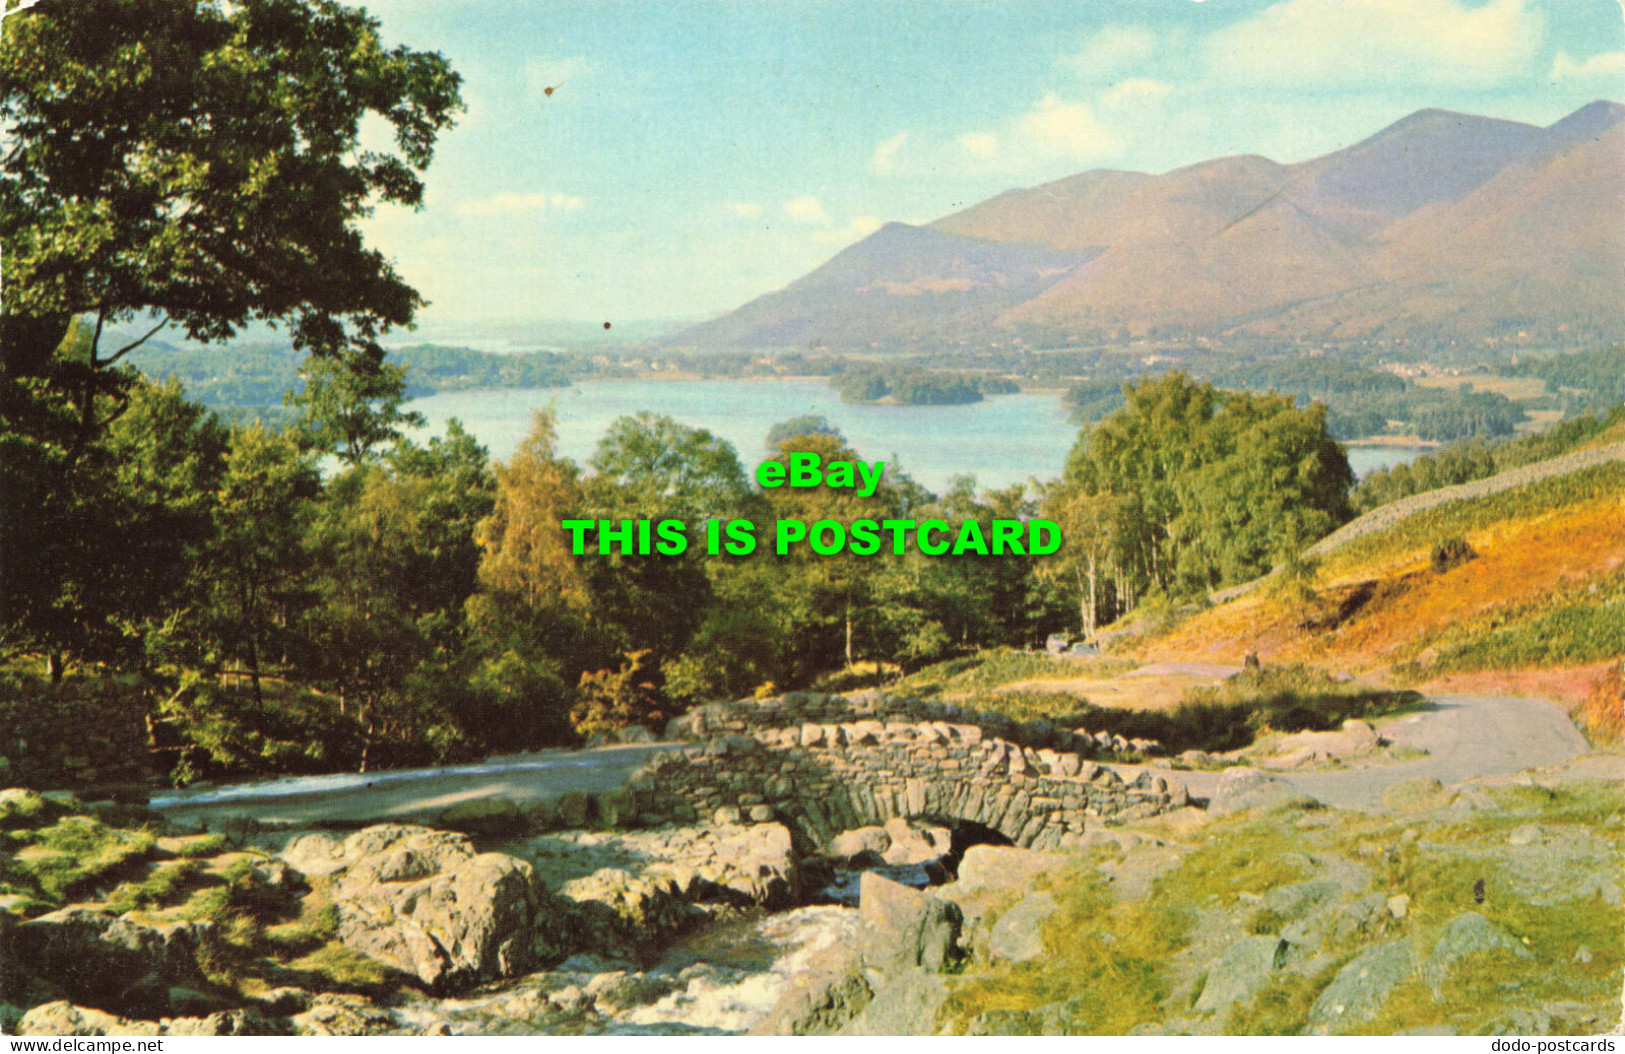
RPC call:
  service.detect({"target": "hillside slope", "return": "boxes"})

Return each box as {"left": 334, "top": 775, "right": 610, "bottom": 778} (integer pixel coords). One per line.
{"left": 675, "top": 223, "right": 1095, "bottom": 348}
{"left": 1137, "top": 448, "right": 1625, "bottom": 717}
{"left": 677, "top": 101, "right": 1624, "bottom": 348}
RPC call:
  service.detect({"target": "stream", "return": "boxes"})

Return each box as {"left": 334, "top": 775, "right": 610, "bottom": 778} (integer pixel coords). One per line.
{"left": 151, "top": 760, "right": 948, "bottom": 1036}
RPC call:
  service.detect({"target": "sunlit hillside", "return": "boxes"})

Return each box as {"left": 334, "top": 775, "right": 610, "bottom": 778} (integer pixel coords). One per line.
{"left": 1135, "top": 458, "right": 1625, "bottom": 720}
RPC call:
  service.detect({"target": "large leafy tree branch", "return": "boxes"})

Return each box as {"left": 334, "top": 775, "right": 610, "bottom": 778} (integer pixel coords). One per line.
{"left": 0, "top": 0, "right": 463, "bottom": 429}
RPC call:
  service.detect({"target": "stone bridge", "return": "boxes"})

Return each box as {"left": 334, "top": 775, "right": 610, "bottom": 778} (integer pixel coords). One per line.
{"left": 623, "top": 693, "right": 1190, "bottom": 853}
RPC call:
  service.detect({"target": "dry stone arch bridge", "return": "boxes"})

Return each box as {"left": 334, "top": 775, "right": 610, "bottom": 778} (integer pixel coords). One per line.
{"left": 624, "top": 693, "right": 1190, "bottom": 853}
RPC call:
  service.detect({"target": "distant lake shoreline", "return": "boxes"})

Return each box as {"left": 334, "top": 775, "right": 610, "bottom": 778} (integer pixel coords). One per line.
{"left": 407, "top": 378, "right": 1429, "bottom": 493}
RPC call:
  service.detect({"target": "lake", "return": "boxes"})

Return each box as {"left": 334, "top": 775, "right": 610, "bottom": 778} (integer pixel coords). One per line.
{"left": 408, "top": 379, "right": 1427, "bottom": 493}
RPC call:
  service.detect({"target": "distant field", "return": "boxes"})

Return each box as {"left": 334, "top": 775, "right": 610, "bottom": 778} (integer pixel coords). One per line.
{"left": 1410, "top": 373, "right": 1547, "bottom": 401}
{"left": 1518, "top": 408, "right": 1566, "bottom": 433}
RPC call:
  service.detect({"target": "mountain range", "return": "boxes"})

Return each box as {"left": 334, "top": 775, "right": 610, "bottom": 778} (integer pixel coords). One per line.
{"left": 676, "top": 101, "right": 1625, "bottom": 349}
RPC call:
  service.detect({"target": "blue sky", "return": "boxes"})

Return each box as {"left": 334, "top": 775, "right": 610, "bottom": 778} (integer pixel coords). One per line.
{"left": 353, "top": 0, "right": 1625, "bottom": 326}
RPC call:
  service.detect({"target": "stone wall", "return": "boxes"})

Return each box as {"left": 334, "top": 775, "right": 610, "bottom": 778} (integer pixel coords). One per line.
{"left": 635, "top": 696, "right": 1188, "bottom": 853}
{"left": 0, "top": 685, "right": 153, "bottom": 793}
{"left": 670, "top": 692, "right": 1161, "bottom": 758}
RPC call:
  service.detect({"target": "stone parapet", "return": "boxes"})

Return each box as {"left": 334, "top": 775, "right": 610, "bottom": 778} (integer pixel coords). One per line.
{"left": 640, "top": 696, "right": 1186, "bottom": 852}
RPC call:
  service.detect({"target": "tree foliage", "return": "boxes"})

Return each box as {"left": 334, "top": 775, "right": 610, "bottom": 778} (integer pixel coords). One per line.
{"left": 0, "top": 0, "right": 464, "bottom": 381}
{"left": 570, "top": 650, "right": 673, "bottom": 738}
{"left": 287, "top": 350, "right": 424, "bottom": 465}
{"left": 1044, "top": 373, "right": 1354, "bottom": 627}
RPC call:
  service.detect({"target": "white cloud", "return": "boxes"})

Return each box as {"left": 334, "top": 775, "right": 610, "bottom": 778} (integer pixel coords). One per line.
{"left": 957, "top": 132, "right": 1000, "bottom": 159}
{"left": 455, "top": 191, "right": 585, "bottom": 218}
{"left": 813, "top": 215, "right": 885, "bottom": 246}
{"left": 954, "top": 92, "right": 1123, "bottom": 170}
{"left": 1203, "top": 0, "right": 1544, "bottom": 87}
{"left": 1551, "top": 50, "right": 1625, "bottom": 82}
{"left": 1100, "top": 78, "right": 1173, "bottom": 109}
{"left": 1018, "top": 94, "right": 1119, "bottom": 158}
{"left": 725, "top": 201, "right": 764, "bottom": 219}
{"left": 871, "top": 131, "right": 909, "bottom": 175}
{"left": 1065, "top": 26, "right": 1157, "bottom": 76}
{"left": 783, "top": 195, "right": 829, "bottom": 224}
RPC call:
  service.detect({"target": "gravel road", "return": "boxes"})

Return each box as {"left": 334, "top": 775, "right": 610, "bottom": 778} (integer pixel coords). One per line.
{"left": 1175, "top": 693, "right": 1591, "bottom": 810}
{"left": 151, "top": 693, "right": 1589, "bottom": 828}
{"left": 152, "top": 742, "right": 681, "bottom": 830}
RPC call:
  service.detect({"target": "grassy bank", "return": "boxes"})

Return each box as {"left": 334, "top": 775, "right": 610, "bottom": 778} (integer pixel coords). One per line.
{"left": 944, "top": 778, "right": 1625, "bottom": 1035}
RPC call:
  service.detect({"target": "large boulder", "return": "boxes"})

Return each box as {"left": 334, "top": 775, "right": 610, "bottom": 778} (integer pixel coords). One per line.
{"left": 435, "top": 796, "right": 526, "bottom": 836}
{"left": 1208, "top": 767, "right": 1318, "bottom": 816}
{"left": 880, "top": 818, "right": 951, "bottom": 866}
{"left": 987, "top": 892, "right": 1058, "bottom": 963}
{"left": 279, "top": 831, "right": 353, "bottom": 877}
{"left": 1421, "top": 912, "right": 1530, "bottom": 992}
{"left": 829, "top": 826, "right": 891, "bottom": 866}
{"left": 709, "top": 822, "right": 800, "bottom": 906}
{"left": 951, "top": 846, "right": 1069, "bottom": 895}
{"left": 316, "top": 825, "right": 564, "bottom": 992}
{"left": 1305, "top": 940, "right": 1414, "bottom": 1034}
{"left": 749, "top": 941, "right": 872, "bottom": 1036}
{"left": 858, "top": 872, "right": 961, "bottom": 975}
{"left": 12, "top": 908, "right": 213, "bottom": 1017}
{"left": 12, "top": 1000, "right": 286, "bottom": 1037}
{"left": 941, "top": 845, "right": 1071, "bottom": 958}
{"left": 556, "top": 867, "right": 696, "bottom": 953}
{"left": 16, "top": 1002, "right": 159, "bottom": 1036}
{"left": 1194, "top": 936, "right": 1288, "bottom": 1014}
{"left": 291, "top": 993, "right": 407, "bottom": 1036}
{"left": 836, "top": 968, "right": 950, "bottom": 1036}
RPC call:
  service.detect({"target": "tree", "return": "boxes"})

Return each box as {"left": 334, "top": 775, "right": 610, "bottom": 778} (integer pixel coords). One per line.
{"left": 765, "top": 415, "right": 842, "bottom": 451}
{"left": 0, "top": 0, "right": 463, "bottom": 423}
{"left": 587, "top": 412, "right": 755, "bottom": 521}
{"left": 287, "top": 350, "right": 424, "bottom": 465}
{"left": 471, "top": 411, "right": 590, "bottom": 620}
{"left": 206, "top": 423, "right": 320, "bottom": 703}
{"left": 1, "top": 371, "right": 227, "bottom": 676}
{"left": 466, "top": 411, "right": 601, "bottom": 741}
{"left": 385, "top": 419, "right": 497, "bottom": 622}
{"left": 751, "top": 431, "right": 919, "bottom": 679}
{"left": 581, "top": 414, "right": 758, "bottom": 664}
{"left": 0, "top": 0, "right": 460, "bottom": 678}
{"left": 284, "top": 419, "right": 495, "bottom": 765}
{"left": 1046, "top": 372, "right": 1354, "bottom": 624}
{"left": 1040, "top": 486, "right": 1138, "bottom": 637}
{"left": 570, "top": 650, "right": 674, "bottom": 739}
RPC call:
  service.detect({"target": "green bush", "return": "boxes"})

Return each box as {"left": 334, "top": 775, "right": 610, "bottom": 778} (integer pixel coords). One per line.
{"left": 171, "top": 833, "right": 231, "bottom": 859}
{"left": 158, "top": 682, "right": 364, "bottom": 786}
{"left": 0, "top": 789, "right": 64, "bottom": 831}
{"left": 570, "top": 649, "right": 677, "bottom": 739}
{"left": 1430, "top": 536, "right": 1477, "bottom": 573}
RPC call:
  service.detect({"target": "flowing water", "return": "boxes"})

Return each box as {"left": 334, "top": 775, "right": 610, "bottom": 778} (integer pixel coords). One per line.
{"left": 613, "top": 906, "right": 861, "bottom": 1034}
